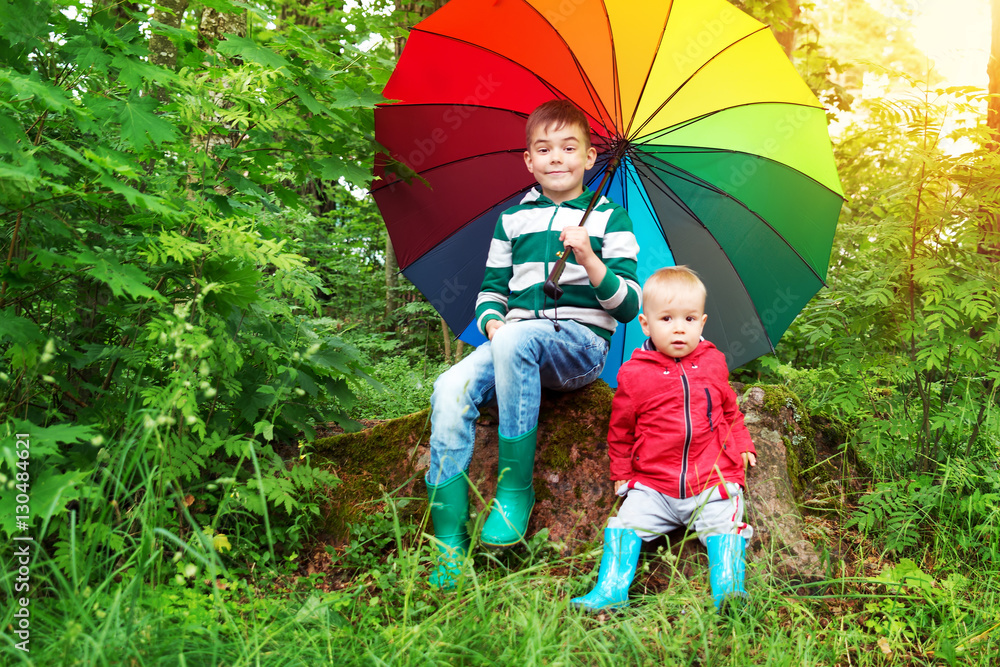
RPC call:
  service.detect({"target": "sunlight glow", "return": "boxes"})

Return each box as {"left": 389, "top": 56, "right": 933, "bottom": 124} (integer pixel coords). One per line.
{"left": 912, "top": 0, "right": 992, "bottom": 87}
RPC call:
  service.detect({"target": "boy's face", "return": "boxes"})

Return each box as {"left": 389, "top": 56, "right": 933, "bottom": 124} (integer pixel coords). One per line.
{"left": 638, "top": 286, "right": 708, "bottom": 359}
{"left": 523, "top": 121, "right": 597, "bottom": 204}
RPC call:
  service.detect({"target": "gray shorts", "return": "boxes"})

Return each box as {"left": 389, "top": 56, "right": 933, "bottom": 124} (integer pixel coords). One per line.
{"left": 608, "top": 481, "right": 753, "bottom": 546}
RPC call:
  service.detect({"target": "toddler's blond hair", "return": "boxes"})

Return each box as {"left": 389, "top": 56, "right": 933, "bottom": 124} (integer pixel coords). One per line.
{"left": 642, "top": 266, "right": 706, "bottom": 310}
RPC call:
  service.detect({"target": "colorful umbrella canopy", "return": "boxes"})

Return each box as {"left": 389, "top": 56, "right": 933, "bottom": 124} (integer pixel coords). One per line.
{"left": 372, "top": 0, "right": 844, "bottom": 385}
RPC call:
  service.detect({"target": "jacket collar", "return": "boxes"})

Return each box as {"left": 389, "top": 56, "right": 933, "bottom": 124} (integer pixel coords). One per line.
{"left": 636, "top": 337, "right": 713, "bottom": 364}
{"left": 520, "top": 186, "right": 596, "bottom": 210}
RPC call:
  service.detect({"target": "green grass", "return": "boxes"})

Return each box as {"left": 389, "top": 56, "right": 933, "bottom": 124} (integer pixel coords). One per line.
{"left": 4, "top": 504, "right": 999, "bottom": 666}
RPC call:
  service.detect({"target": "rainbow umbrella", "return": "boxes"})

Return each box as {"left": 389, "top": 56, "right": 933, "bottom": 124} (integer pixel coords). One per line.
{"left": 372, "top": 0, "right": 843, "bottom": 384}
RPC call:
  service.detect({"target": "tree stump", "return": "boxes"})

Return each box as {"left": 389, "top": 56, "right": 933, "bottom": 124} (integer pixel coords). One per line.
{"left": 313, "top": 381, "right": 866, "bottom": 587}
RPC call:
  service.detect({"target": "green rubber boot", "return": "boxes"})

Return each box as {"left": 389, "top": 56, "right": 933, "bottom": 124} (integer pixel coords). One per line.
{"left": 480, "top": 428, "right": 537, "bottom": 549}
{"left": 426, "top": 472, "right": 470, "bottom": 590}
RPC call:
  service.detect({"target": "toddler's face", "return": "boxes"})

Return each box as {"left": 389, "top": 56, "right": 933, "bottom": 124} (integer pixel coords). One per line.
{"left": 639, "top": 287, "right": 707, "bottom": 359}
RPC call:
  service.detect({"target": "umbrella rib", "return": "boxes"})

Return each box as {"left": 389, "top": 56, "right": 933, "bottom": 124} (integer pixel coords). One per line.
{"left": 635, "top": 142, "right": 846, "bottom": 202}
{"left": 633, "top": 147, "right": 828, "bottom": 289}
{"left": 598, "top": 0, "right": 623, "bottom": 134}
{"left": 626, "top": 151, "right": 701, "bottom": 229}
{"left": 631, "top": 163, "right": 777, "bottom": 356}
{"left": 408, "top": 25, "right": 615, "bottom": 137}
{"left": 519, "top": 0, "right": 619, "bottom": 136}
{"left": 621, "top": 1, "right": 674, "bottom": 139}
{"left": 636, "top": 102, "right": 825, "bottom": 142}
{"left": 628, "top": 26, "right": 771, "bottom": 142}
{"left": 632, "top": 104, "right": 846, "bottom": 201}
{"left": 635, "top": 103, "right": 820, "bottom": 139}
{"left": 618, "top": 154, "right": 682, "bottom": 264}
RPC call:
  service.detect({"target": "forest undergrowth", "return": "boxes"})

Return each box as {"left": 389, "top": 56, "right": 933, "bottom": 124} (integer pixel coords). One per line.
{"left": 3, "top": 463, "right": 999, "bottom": 667}
{"left": 2, "top": 1, "right": 1000, "bottom": 665}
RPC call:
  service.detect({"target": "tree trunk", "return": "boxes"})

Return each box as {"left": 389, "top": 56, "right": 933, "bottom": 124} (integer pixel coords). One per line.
{"left": 384, "top": 235, "right": 399, "bottom": 322}
{"left": 773, "top": 0, "right": 800, "bottom": 59}
{"left": 198, "top": 7, "right": 247, "bottom": 51}
{"left": 440, "top": 316, "right": 451, "bottom": 364}
{"left": 149, "top": 0, "right": 190, "bottom": 69}
{"left": 989, "top": 0, "right": 1000, "bottom": 144}
{"left": 193, "top": 7, "right": 247, "bottom": 181}
{"left": 984, "top": 0, "right": 1000, "bottom": 260}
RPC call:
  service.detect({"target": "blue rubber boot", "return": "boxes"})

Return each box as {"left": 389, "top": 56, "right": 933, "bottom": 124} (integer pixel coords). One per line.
{"left": 425, "top": 472, "right": 470, "bottom": 590}
{"left": 706, "top": 534, "right": 749, "bottom": 612}
{"left": 570, "top": 528, "right": 643, "bottom": 611}
{"left": 480, "top": 428, "right": 537, "bottom": 549}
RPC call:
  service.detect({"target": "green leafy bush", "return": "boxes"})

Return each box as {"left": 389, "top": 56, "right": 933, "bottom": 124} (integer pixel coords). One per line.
{"left": 350, "top": 354, "right": 446, "bottom": 421}
{"left": 0, "top": 0, "right": 392, "bottom": 570}
{"left": 771, "top": 82, "right": 1000, "bottom": 475}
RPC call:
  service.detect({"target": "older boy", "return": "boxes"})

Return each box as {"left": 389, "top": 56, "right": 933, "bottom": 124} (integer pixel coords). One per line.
{"left": 571, "top": 266, "right": 757, "bottom": 612}
{"left": 425, "top": 99, "right": 641, "bottom": 589}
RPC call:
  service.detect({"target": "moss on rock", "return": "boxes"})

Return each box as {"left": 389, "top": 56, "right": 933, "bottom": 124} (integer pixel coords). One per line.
{"left": 537, "top": 438, "right": 573, "bottom": 471}
{"left": 539, "top": 381, "right": 614, "bottom": 473}
{"left": 314, "top": 408, "right": 430, "bottom": 474}
{"left": 534, "top": 482, "right": 555, "bottom": 505}
{"left": 782, "top": 435, "right": 805, "bottom": 497}
{"left": 313, "top": 409, "right": 431, "bottom": 538}
{"left": 811, "top": 412, "right": 873, "bottom": 483}
{"left": 746, "top": 383, "right": 818, "bottom": 490}
{"left": 812, "top": 412, "right": 853, "bottom": 447}
{"left": 753, "top": 384, "right": 817, "bottom": 441}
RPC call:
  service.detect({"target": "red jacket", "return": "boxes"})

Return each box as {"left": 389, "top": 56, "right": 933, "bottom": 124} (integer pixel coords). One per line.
{"left": 608, "top": 339, "right": 755, "bottom": 499}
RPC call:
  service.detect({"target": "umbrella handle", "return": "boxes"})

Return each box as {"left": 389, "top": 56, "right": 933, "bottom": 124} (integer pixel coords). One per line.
{"left": 543, "top": 263, "right": 566, "bottom": 300}
{"left": 542, "top": 152, "right": 623, "bottom": 302}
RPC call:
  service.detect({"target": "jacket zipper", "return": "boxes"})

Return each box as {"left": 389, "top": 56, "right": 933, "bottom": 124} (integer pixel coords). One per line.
{"left": 677, "top": 358, "right": 692, "bottom": 499}
{"left": 704, "top": 388, "right": 715, "bottom": 436}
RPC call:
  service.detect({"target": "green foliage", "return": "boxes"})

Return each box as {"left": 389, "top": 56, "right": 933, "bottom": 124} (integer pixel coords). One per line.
{"left": 845, "top": 476, "right": 935, "bottom": 554}
{"left": 276, "top": 192, "right": 389, "bottom": 324}
{"left": 4, "top": 474, "right": 1000, "bottom": 666}
{"left": 845, "top": 459, "right": 1000, "bottom": 566}
{"left": 3, "top": 2, "right": 1000, "bottom": 664}
{"left": 732, "top": 0, "right": 853, "bottom": 115}
{"left": 809, "top": 0, "right": 934, "bottom": 91}
{"left": 0, "top": 0, "right": 400, "bottom": 566}
{"left": 774, "top": 81, "right": 1000, "bottom": 475}
{"left": 349, "top": 351, "right": 446, "bottom": 420}
{"left": 0, "top": 420, "right": 95, "bottom": 539}
{"left": 863, "top": 558, "right": 977, "bottom": 655}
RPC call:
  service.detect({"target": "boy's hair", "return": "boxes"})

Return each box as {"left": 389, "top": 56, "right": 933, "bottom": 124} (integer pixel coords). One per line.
{"left": 642, "top": 266, "right": 707, "bottom": 310}
{"left": 525, "top": 99, "right": 591, "bottom": 149}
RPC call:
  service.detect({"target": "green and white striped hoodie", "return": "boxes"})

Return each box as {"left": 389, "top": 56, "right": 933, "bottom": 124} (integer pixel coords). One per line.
{"left": 475, "top": 187, "right": 640, "bottom": 341}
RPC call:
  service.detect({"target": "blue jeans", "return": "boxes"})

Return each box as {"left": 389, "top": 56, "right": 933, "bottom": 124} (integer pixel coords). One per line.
{"left": 427, "top": 319, "right": 609, "bottom": 485}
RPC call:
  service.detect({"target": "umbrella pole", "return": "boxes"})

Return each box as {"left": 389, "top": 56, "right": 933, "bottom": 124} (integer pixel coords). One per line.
{"left": 543, "top": 151, "right": 624, "bottom": 301}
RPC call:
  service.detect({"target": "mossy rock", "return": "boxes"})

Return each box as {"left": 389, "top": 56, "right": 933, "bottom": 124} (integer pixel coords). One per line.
{"left": 805, "top": 412, "right": 872, "bottom": 510}
{"left": 742, "top": 383, "right": 818, "bottom": 490}
{"left": 312, "top": 409, "right": 431, "bottom": 539}
{"left": 315, "top": 378, "right": 857, "bottom": 588}
{"left": 311, "top": 381, "right": 619, "bottom": 549}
